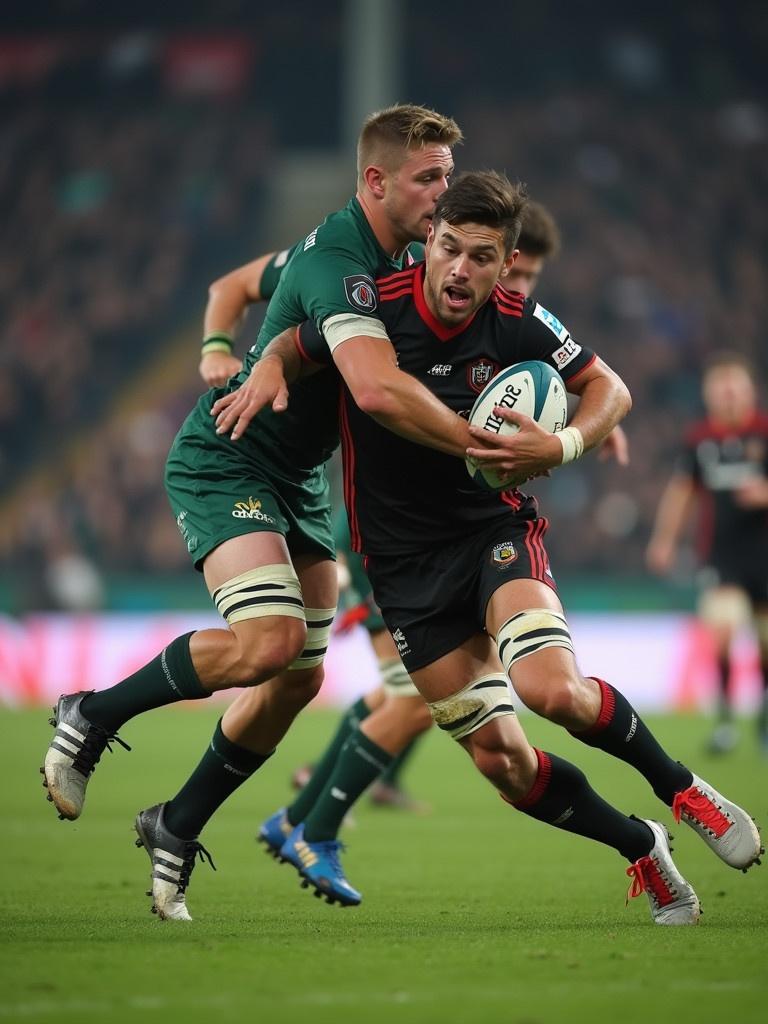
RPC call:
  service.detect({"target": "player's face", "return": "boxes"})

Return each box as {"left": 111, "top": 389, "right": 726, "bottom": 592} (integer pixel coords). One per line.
{"left": 424, "top": 219, "right": 514, "bottom": 327}
{"left": 703, "top": 364, "right": 757, "bottom": 424}
{"left": 383, "top": 144, "right": 454, "bottom": 245}
{"left": 500, "top": 251, "right": 545, "bottom": 298}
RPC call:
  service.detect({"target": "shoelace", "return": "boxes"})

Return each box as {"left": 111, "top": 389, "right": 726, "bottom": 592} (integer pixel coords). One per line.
{"left": 177, "top": 841, "right": 216, "bottom": 894}
{"left": 672, "top": 787, "right": 731, "bottom": 838}
{"left": 71, "top": 725, "right": 131, "bottom": 777}
{"left": 626, "top": 856, "right": 676, "bottom": 908}
{"left": 315, "top": 840, "right": 347, "bottom": 875}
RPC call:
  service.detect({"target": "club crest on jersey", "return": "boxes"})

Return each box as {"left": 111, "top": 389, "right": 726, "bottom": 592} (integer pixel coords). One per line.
{"left": 343, "top": 275, "right": 378, "bottom": 313}
{"left": 468, "top": 358, "right": 500, "bottom": 394}
{"left": 491, "top": 542, "right": 517, "bottom": 566}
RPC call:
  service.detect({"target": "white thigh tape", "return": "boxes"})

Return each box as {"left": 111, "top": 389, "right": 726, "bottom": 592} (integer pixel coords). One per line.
{"left": 496, "top": 608, "right": 574, "bottom": 675}
{"left": 428, "top": 674, "right": 515, "bottom": 740}
{"left": 288, "top": 606, "right": 337, "bottom": 670}
{"left": 379, "top": 657, "right": 420, "bottom": 697}
{"left": 212, "top": 564, "right": 305, "bottom": 624}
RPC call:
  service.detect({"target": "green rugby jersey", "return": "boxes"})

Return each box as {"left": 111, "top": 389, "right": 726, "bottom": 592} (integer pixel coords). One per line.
{"left": 233, "top": 198, "right": 423, "bottom": 475}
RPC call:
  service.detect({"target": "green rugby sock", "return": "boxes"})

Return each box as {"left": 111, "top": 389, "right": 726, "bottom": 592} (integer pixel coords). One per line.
{"left": 81, "top": 632, "right": 208, "bottom": 732}
{"left": 302, "top": 730, "right": 393, "bottom": 842}
{"left": 164, "top": 719, "right": 272, "bottom": 839}
{"left": 286, "top": 696, "right": 371, "bottom": 826}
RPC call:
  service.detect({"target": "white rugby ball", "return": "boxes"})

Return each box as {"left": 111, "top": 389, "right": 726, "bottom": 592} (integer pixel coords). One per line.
{"left": 465, "top": 361, "right": 567, "bottom": 491}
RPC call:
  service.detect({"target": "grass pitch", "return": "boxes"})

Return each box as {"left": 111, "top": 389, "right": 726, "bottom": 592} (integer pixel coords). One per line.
{"left": 2, "top": 705, "right": 767, "bottom": 1024}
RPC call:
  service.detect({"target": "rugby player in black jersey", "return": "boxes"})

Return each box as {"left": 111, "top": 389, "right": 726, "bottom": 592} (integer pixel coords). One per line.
{"left": 648, "top": 352, "right": 768, "bottom": 753}
{"left": 253, "top": 171, "right": 760, "bottom": 921}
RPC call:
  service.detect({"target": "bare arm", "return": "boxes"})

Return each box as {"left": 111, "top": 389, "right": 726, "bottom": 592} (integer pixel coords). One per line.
{"left": 646, "top": 474, "right": 697, "bottom": 574}
{"left": 333, "top": 336, "right": 470, "bottom": 457}
{"left": 199, "top": 252, "right": 277, "bottom": 387}
{"left": 211, "top": 327, "right": 301, "bottom": 439}
{"left": 466, "top": 356, "right": 632, "bottom": 479}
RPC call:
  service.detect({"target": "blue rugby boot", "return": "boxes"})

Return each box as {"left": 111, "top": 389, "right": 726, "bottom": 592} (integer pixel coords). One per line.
{"left": 258, "top": 807, "right": 293, "bottom": 860}
{"left": 280, "top": 824, "right": 362, "bottom": 907}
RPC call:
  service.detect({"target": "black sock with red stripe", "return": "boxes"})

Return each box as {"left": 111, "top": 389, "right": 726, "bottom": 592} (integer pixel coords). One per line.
{"left": 511, "top": 749, "right": 653, "bottom": 862}
{"left": 569, "top": 678, "right": 692, "bottom": 806}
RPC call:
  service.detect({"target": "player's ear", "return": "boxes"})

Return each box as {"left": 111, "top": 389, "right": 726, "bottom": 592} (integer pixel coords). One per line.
{"left": 501, "top": 248, "right": 519, "bottom": 277}
{"left": 425, "top": 223, "right": 435, "bottom": 252}
{"left": 363, "top": 164, "right": 387, "bottom": 199}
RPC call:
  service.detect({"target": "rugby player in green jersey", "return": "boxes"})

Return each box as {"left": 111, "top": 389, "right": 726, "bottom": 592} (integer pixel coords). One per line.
{"left": 254, "top": 172, "right": 761, "bottom": 920}
{"left": 41, "top": 104, "right": 487, "bottom": 921}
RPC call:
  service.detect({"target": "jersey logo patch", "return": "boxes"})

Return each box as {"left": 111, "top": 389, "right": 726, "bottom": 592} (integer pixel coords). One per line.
{"left": 552, "top": 337, "right": 581, "bottom": 369}
{"left": 533, "top": 303, "right": 569, "bottom": 342}
{"left": 343, "top": 275, "right": 378, "bottom": 313}
{"left": 468, "top": 358, "right": 500, "bottom": 394}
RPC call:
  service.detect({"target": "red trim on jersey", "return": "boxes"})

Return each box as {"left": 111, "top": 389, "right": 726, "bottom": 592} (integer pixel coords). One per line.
{"left": 376, "top": 285, "right": 414, "bottom": 303}
{"left": 411, "top": 263, "right": 479, "bottom": 341}
{"left": 685, "top": 411, "right": 768, "bottom": 445}
{"left": 513, "top": 748, "right": 552, "bottom": 810}
{"left": 492, "top": 285, "right": 524, "bottom": 317}
{"left": 377, "top": 265, "right": 419, "bottom": 291}
{"left": 500, "top": 489, "right": 523, "bottom": 510}
{"left": 578, "top": 678, "right": 616, "bottom": 735}
{"left": 562, "top": 352, "right": 597, "bottom": 383}
{"left": 338, "top": 393, "right": 362, "bottom": 552}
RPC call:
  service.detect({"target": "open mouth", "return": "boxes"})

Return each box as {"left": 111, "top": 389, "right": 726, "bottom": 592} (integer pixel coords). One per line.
{"left": 444, "top": 285, "right": 471, "bottom": 311}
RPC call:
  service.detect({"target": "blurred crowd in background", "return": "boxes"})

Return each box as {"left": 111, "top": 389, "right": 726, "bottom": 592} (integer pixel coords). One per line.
{"left": 1, "top": 2, "right": 766, "bottom": 611}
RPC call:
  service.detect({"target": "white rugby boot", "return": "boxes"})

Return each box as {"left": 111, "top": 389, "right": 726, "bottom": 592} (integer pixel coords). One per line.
{"left": 626, "top": 819, "right": 701, "bottom": 925}
{"left": 672, "top": 773, "right": 763, "bottom": 871}
{"left": 134, "top": 803, "right": 215, "bottom": 921}
{"left": 42, "top": 692, "right": 130, "bottom": 820}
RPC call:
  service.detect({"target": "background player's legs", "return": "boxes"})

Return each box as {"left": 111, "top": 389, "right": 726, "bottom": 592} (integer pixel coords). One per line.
{"left": 698, "top": 585, "right": 749, "bottom": 753}
{"left": 754, "top": 607, "right": 768, "bottom": 752}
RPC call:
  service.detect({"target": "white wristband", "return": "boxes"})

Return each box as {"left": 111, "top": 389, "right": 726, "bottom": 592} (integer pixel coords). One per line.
{"left": 558, "top": 426, "right": 584, "bottom": 465}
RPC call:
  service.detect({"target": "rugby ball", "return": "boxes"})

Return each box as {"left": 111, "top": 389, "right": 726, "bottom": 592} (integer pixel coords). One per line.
{"left": 465, "top": 361, "right": 567, "bottom": 491}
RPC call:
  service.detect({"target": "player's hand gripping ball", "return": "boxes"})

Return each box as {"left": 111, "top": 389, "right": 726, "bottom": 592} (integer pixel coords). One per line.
{"left": 465, "top": 361, "right": 567, "bottom": 490}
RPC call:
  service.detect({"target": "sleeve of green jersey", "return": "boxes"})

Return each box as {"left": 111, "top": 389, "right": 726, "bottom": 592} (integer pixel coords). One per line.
{"left": 259, "top": 243, "right": 300, "bottom": 301}
{"left": 287, "top": 245, "right": 385, "bottom": 337}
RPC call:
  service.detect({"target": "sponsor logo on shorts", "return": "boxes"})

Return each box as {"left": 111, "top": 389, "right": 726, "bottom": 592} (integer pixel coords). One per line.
{"left": 468, "top": 357, "right": 500, "bottom": 394}
{"left": 551, "top": 336, "right": 582, "bottom": 369}
{"left": 391, "top": 627, "right": 411, "bottom": 656}
{"left": 492, "top": 542, "right": 518, "bottom": 566}
{"left": 175, "top": 510, "right": 198, "bottom": 553}
{"left": 343, "top": 274, "right": 378, "bottom": 312}
{"left": 533, "top": 303, "right": 570, "bottom": 342}
{"left": 428, "top": 364, "right": 453, "bottom": 376}
{"left": 232, "top": 497, "right": 276, "bottom": 523}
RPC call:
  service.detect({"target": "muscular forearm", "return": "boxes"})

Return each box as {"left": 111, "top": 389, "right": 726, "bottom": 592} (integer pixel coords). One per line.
{"left": 260, "top": 329, "right": 303, "bottom": 384}
{"left": 360, "top": 370, "right": 471, "bottom": 457}
{"left": 568, "top": 373, "right": 631, "bottom": 453}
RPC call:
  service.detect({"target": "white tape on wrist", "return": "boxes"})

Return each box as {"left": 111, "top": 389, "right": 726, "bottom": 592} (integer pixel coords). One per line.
{"left": 558, "top": 426, "right": 584, "bottom": 465}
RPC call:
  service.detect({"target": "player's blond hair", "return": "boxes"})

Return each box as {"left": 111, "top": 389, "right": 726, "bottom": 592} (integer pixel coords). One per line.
{"left": 357, "top": 103, "right": 462, "bottom": 183}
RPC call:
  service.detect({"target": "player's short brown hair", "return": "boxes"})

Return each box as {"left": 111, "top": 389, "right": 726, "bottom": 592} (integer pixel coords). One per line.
{"left": 517, "top": 200, "right": 561, "bottom": 259}
{"left": 357, "top": 103, "right": 463, "bottom": 180}
{"left": 704, "top": 350, "right": 755, "bottom": 377}
{"left": 432, "top": 171, "right": 528, "bottom": 255}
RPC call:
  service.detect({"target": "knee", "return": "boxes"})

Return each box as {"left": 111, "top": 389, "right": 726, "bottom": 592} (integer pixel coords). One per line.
{"left": 281, "top": 664, "right": 325, "bottom": 706}
{"left": 410, "top": 700, "right": 433, "bottom": 736}
{"left": 229, "top": 617, "right": 307, "bottom": 686}
{"left": 524, "top": 671, "right": 587, "bottom": 725}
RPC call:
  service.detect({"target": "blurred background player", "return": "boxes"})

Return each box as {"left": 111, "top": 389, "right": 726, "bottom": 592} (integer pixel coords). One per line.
{"left": 647, "top": 352, "right": 768, "bottom": 754}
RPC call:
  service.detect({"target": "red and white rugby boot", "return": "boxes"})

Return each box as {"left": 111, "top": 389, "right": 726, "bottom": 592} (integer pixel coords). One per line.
{"left": 672, "top": 774, "right": 763, "bottom": 872}
{"left": 626, "top": 819, "right": 701, "bottom": 925}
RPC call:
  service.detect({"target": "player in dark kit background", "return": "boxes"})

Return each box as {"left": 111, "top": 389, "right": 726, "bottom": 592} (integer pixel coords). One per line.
{"left": 647, "top": 351, "right": 768, "bottom": 753}
{"left": 250, "top": 172, "right": 761, "bottom": 919}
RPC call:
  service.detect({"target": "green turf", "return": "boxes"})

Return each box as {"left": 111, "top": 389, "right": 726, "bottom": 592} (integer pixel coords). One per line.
{"left": 3, "top": 705, "right": 767, "bottom": 1024}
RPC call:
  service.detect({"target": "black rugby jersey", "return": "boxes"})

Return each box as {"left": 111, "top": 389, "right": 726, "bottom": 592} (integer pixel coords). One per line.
{"left": 297, "top": 261, "right": 595, "bottom": 555}
{"left": 679, "top": 414, "right": 768, "bottom": 562}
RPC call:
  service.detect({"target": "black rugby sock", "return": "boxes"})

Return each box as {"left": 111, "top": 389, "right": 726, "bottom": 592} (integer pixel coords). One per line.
{"left": 81, "top": 632, "right": 208, "bottom": 732}
{"left": 569, "top": 678, "right": 692, "bottom": 806}
{"left": 164, "top": 719, "right": 272, "bottom": 839}
{"left": 716, "top": 653, "right": 733, "bottom": 721}
{"left": 287, "top": 696, "right": 372, "bottom": 826}
{"left": 302, "top": 729, "right": 393, "bottom": 842}
{"left": 512, "top": 749, "right": 654, "bottom": 862}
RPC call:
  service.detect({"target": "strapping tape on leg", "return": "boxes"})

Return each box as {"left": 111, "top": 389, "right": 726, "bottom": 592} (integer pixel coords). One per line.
{"left": 428, "top": 674, "right": 515, "bottom": 740}
{"left": 496, "top": 608, "right": 574, "bottom": 675}
{"left": 379, "top": 657, "right": 420, "bottom": 697}
{"left": 288, "top": 606, "right": 337, "bottom": 670}
{"left": 697, "top": 587, "right": 751, "bottom": 630}
{"left": 212, "top": 565, "right": 305, "bottom": 624}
